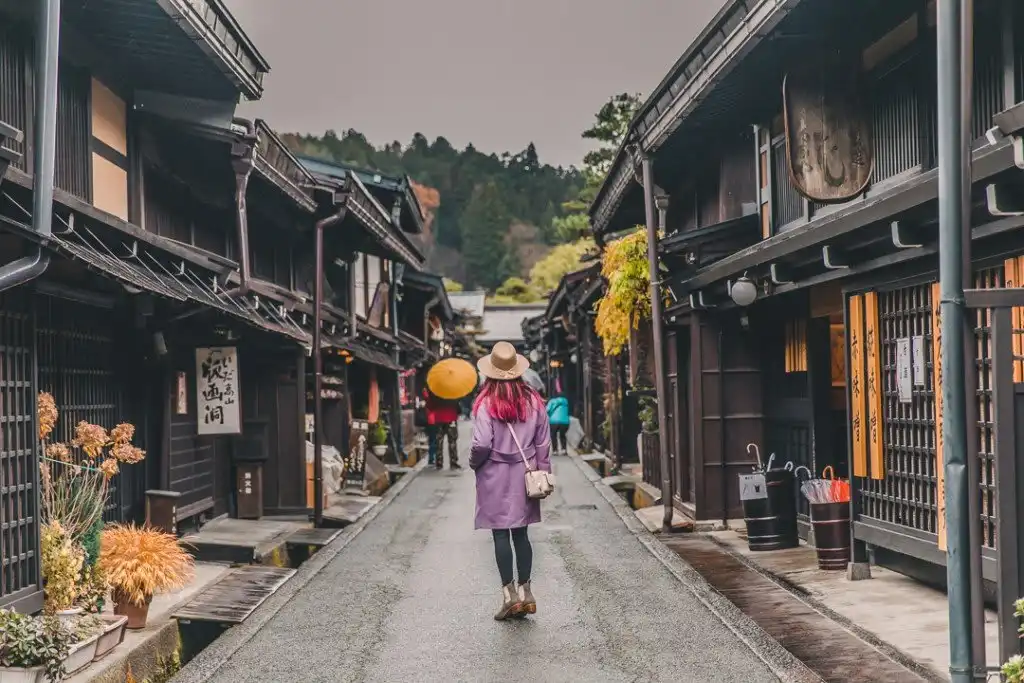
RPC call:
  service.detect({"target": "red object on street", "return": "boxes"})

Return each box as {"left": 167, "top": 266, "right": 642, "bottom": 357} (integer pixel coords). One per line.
{"left": 426, "top": 392, "right": 458, "bottom": 425}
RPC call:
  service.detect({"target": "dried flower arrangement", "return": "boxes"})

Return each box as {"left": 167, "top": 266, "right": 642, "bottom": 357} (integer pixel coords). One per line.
{"left": 36, "top": 393, "right": 148, "bottom": 619}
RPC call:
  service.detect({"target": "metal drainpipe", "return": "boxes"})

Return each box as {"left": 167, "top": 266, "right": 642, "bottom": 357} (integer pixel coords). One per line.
{"left": 228, "top": 119, "right": 257, "bottom": 295}
{"left": 937, "top": 0, "right": 975, "bottom": 680}
{"left": 312, "top": 203, "right": 348, "bottom": 528}
{"left": 719, "top": 327, "right": 728, "bottom": 528}
{"left": 391, "top": 269, "right": 404, "bottom": 457}
{"left": 640, "top": 155, "right": 673, "bottom": 532}
{"left": 0, "top": 0, "right": 61, "bottom": 294}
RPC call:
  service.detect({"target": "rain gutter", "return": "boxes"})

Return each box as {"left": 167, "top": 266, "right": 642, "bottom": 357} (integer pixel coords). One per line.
{"left": 0, "top": 0, "right": 61, "bottom": 294}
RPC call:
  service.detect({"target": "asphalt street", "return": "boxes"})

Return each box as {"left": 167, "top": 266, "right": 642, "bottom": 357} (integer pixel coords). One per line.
{"left": 176, "top": 420, "right": 781, "bottom": 683}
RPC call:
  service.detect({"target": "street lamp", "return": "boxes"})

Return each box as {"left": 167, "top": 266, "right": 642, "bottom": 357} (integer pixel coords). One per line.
{"left": 730, "top": 274, "right": 757, "bottom": 307}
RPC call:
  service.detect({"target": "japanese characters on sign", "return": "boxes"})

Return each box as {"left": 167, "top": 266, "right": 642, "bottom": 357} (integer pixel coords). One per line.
{"left": 911, "top": 335, "right": 925, "bottom": 386}
{"left": 196, "top": 347, "right": 241, "bottom": 435}
{"left": 175, "top": 372, "right": 188, "bottom": 415}
{"left": 896, "top": 338, "right": 912, "bottom": 404}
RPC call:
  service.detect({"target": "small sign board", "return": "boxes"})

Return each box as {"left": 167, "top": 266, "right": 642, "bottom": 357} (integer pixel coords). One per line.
{"left": 896, "top": 338, "right": 912, "bottom": 404}
{"left": 739, "top": 473, "right": 768, "bottom": 501}
{"left": 912, "top": 335, "right": 925, "bottom": 386}
{"left": 196, "top": 346, "right": 241, "bottom": 435}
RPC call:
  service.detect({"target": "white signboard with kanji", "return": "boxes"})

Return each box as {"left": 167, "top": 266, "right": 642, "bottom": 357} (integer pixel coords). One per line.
{"left": 196, "top": 347, "right": 241, "bottom": 435}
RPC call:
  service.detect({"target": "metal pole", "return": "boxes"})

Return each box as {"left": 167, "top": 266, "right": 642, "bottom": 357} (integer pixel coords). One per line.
{"left": 937, "top": 0, "right": 974, "bottom": 680}
{"left": 640, "top": 156, "right": 673, "bottom": 532}
{"left": 312, "top": 206, "right": 347, "bottom": 528}
{"left": 956, "top": 1, "right": 986, "bottom": 676}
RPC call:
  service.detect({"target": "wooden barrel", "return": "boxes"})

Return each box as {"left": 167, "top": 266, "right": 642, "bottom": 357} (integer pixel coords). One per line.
{"left": 810, "top": 502, "right": 851, "bottom": 570}
{"left": 743, "top": 469, "right": 799, "bottom": 551}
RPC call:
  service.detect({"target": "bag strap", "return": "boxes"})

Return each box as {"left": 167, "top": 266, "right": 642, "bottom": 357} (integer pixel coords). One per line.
{"left": 506, "top": 423, "right": 534, "bottom": 472}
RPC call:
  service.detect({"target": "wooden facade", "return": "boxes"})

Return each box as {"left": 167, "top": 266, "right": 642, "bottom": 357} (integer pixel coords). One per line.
{"left": 0, "top": 0, "right": 446, "bottom": 611}
{"left": 583, "top": 0, "right": 1024, "bottom": 596}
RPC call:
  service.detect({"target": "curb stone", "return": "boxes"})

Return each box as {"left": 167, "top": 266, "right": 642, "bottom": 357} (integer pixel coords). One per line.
{"left": 566, "top": 452, "right": 824, "bottom": 683}
{"left": 172, "top": 459, "right": 429, "bottom": 683}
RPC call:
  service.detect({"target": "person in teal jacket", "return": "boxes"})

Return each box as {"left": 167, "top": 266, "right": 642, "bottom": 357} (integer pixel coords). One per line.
{"left": 546, "top": 393, "right": 570, "bottom": 456}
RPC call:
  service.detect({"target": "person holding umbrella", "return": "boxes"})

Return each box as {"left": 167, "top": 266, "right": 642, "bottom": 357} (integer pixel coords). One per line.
{"left": 426, "top": 389, "right": 460, "bottom": 470}
{"left": 425, "top": 357, "right": 479, "bottom": 470}
{"left": 470, "top": 342, "right": 553, "bottom": 620}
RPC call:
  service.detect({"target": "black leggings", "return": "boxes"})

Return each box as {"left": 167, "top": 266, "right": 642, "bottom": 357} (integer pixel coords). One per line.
{"left": 492, "top": 527, "right": 532, "bottom": 586}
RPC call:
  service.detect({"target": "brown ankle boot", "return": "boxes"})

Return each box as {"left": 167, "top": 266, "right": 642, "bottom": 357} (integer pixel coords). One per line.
{"left": 494, "top": 582, "right": 521, "bottom": 621}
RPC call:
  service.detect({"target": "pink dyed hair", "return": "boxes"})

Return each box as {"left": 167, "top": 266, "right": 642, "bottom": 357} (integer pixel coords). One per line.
{"left": 473, "top": 378, "right": 542, "bottom": 423}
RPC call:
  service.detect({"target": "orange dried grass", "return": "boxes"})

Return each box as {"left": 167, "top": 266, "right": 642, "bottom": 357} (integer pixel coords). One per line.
{"left": 99, "top": 524, "right": 194, "bottom": 606}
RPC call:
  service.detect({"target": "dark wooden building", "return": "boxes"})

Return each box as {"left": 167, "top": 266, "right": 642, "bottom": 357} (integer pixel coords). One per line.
{"left": 589, "top": 0, "right": 1024, "bottom": 576}
{"left": 0, "top": 0, "right": 278, "bottom": 611}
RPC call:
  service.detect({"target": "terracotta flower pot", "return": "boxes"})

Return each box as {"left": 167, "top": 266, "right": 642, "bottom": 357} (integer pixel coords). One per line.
{"left": 112, "top": 591, "right": 152, "bottom": 630}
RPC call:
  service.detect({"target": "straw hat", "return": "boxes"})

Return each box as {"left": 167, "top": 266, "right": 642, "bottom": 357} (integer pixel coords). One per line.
{"left": 477, "top": 341, "right": 530, "bottom": 381}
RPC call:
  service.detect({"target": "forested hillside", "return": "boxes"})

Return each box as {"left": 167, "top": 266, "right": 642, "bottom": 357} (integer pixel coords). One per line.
{"left": 282, "top": 93, "right": 640, "bottom": 294}
{"left": 283, "top": 131, "right": 582, "bottom": 290}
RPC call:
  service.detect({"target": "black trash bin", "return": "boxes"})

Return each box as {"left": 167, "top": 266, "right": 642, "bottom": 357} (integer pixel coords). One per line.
{"left": 741, "top": 468, "right": 799, "bottom": 551}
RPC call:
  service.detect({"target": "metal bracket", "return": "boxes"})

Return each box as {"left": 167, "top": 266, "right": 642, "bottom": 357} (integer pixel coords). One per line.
{"left": 822, "top": 245, "right": 849, "bottom": 270}
{"left": 1014, "top": 135, "right": 1024, "bottom": 170}
{"left": 689, "top": 291, "right": 715, "bottom": 310}
{"left": 986, "top": 183, "right": 1024, "bottom": 217}
{"left": 890, "top": 220, "right": 924, "bottom": 248}
{"left": 769, "top": 263, "right": 792, "bottom": 285}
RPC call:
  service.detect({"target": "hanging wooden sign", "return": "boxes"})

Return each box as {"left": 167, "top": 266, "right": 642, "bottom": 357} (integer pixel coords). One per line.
{"left": 783, "top": 61, "right": 873, "bottom": 203}
{"left": 849, "top": 295, "right": 867, "bottom": 478}
{"left": 931, "top": 283, "right": 946, "bottom": 550}
{"left": 196, "top": 346, "right": 240, "bottom": 435}
{"left": 864, "top": 292, "right": 885, "bottom": 480}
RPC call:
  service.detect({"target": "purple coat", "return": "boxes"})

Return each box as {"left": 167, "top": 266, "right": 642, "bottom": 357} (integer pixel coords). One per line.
{"left": 469, "top": 403, "right": 552, "bottom": 530}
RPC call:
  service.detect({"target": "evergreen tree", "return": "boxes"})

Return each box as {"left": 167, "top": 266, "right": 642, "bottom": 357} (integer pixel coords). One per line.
{"left": 461, "top": 181, "right": 513, "bottom": 290}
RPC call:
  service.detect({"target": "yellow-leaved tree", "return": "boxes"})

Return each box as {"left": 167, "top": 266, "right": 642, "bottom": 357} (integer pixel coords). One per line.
{"left": 595, "top": 229, "right": 651, "bottom": 356}
{"left": 528, "top": 238, "right": 596, "bottom": 296}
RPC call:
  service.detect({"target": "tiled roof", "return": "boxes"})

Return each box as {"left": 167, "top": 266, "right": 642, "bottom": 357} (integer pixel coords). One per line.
{"left": 479, "top": 304, "right": 547, "bottom": 344}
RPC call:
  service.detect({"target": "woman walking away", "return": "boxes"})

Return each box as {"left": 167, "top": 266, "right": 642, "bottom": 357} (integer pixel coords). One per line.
{"left": 546, "top": 392, "right": 570, "bottom": 456}
{"left": 470, "top": 342, "right": 552, "bottom": 621}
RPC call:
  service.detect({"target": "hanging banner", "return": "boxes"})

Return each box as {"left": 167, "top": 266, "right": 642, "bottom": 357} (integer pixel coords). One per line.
{"left": 864, "top": 292, "right": 884, "bottom": 480}
{"left": 931, "top": 283, "right": 946, "bottom": 551}
{"left": 849, "top": 295, "right": 867, "bottom": 478}
{"left": 196, "top": 346, "right": 241, "bottom": 435}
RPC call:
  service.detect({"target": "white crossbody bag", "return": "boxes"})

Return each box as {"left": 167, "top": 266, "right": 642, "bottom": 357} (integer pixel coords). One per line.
{"left": 507, "top": 423, "right": 555, "bottom": 499}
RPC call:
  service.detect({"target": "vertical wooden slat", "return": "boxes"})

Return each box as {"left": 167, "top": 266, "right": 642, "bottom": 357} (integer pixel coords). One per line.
{"left": 850, "top": 294, "right": 868, "bottom": 478}
{"left": 865, "top": 292, "right": 885, "bottom": 480}
{"left": 932, "top": 282, "right": 946, "bottom": 551}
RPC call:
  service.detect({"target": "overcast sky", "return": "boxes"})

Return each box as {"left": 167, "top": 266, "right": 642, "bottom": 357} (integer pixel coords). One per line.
{"left": 223, "top": 0, "right": 726, "bottom": 169}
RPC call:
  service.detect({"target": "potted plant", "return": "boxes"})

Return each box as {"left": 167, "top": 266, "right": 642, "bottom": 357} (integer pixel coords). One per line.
{"left": 370, "top": 421, "right": 388, "bottom": 457}
{"left": 63, "top": 616, "right": 102, "bottom": 676}
{"left": 98, "top": 525, "right": 194, "bottom": 630}
{"left": 0, "top": 610, "right": 71, "bottom": 683}
{"left": 90, "top": 615, "right": 128, "bottom": 663}
{"left": 39, "top": 522, "right": 84, "bottom": 623}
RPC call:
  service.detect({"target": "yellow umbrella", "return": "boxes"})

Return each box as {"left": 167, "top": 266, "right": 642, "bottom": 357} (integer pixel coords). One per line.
{"left": 426, "top": 358, "right": 478, "bottom": 400}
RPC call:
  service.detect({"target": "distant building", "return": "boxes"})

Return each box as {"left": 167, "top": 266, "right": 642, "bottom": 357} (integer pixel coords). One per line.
{"left": 478, "top": 303, "right": 547, "bottom": 352}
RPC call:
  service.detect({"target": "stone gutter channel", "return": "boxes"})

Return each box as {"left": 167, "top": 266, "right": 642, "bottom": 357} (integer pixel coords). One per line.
{"left": 573, "top": 451, "right": 946, "bottom": 683}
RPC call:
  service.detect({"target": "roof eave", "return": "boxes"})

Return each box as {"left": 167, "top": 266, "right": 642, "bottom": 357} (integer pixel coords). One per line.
{"left": 158, "top": 0, "right": 270, "bottom": 101}
{"left": 590, "top": 0, "right": 797, "bottom": 237}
